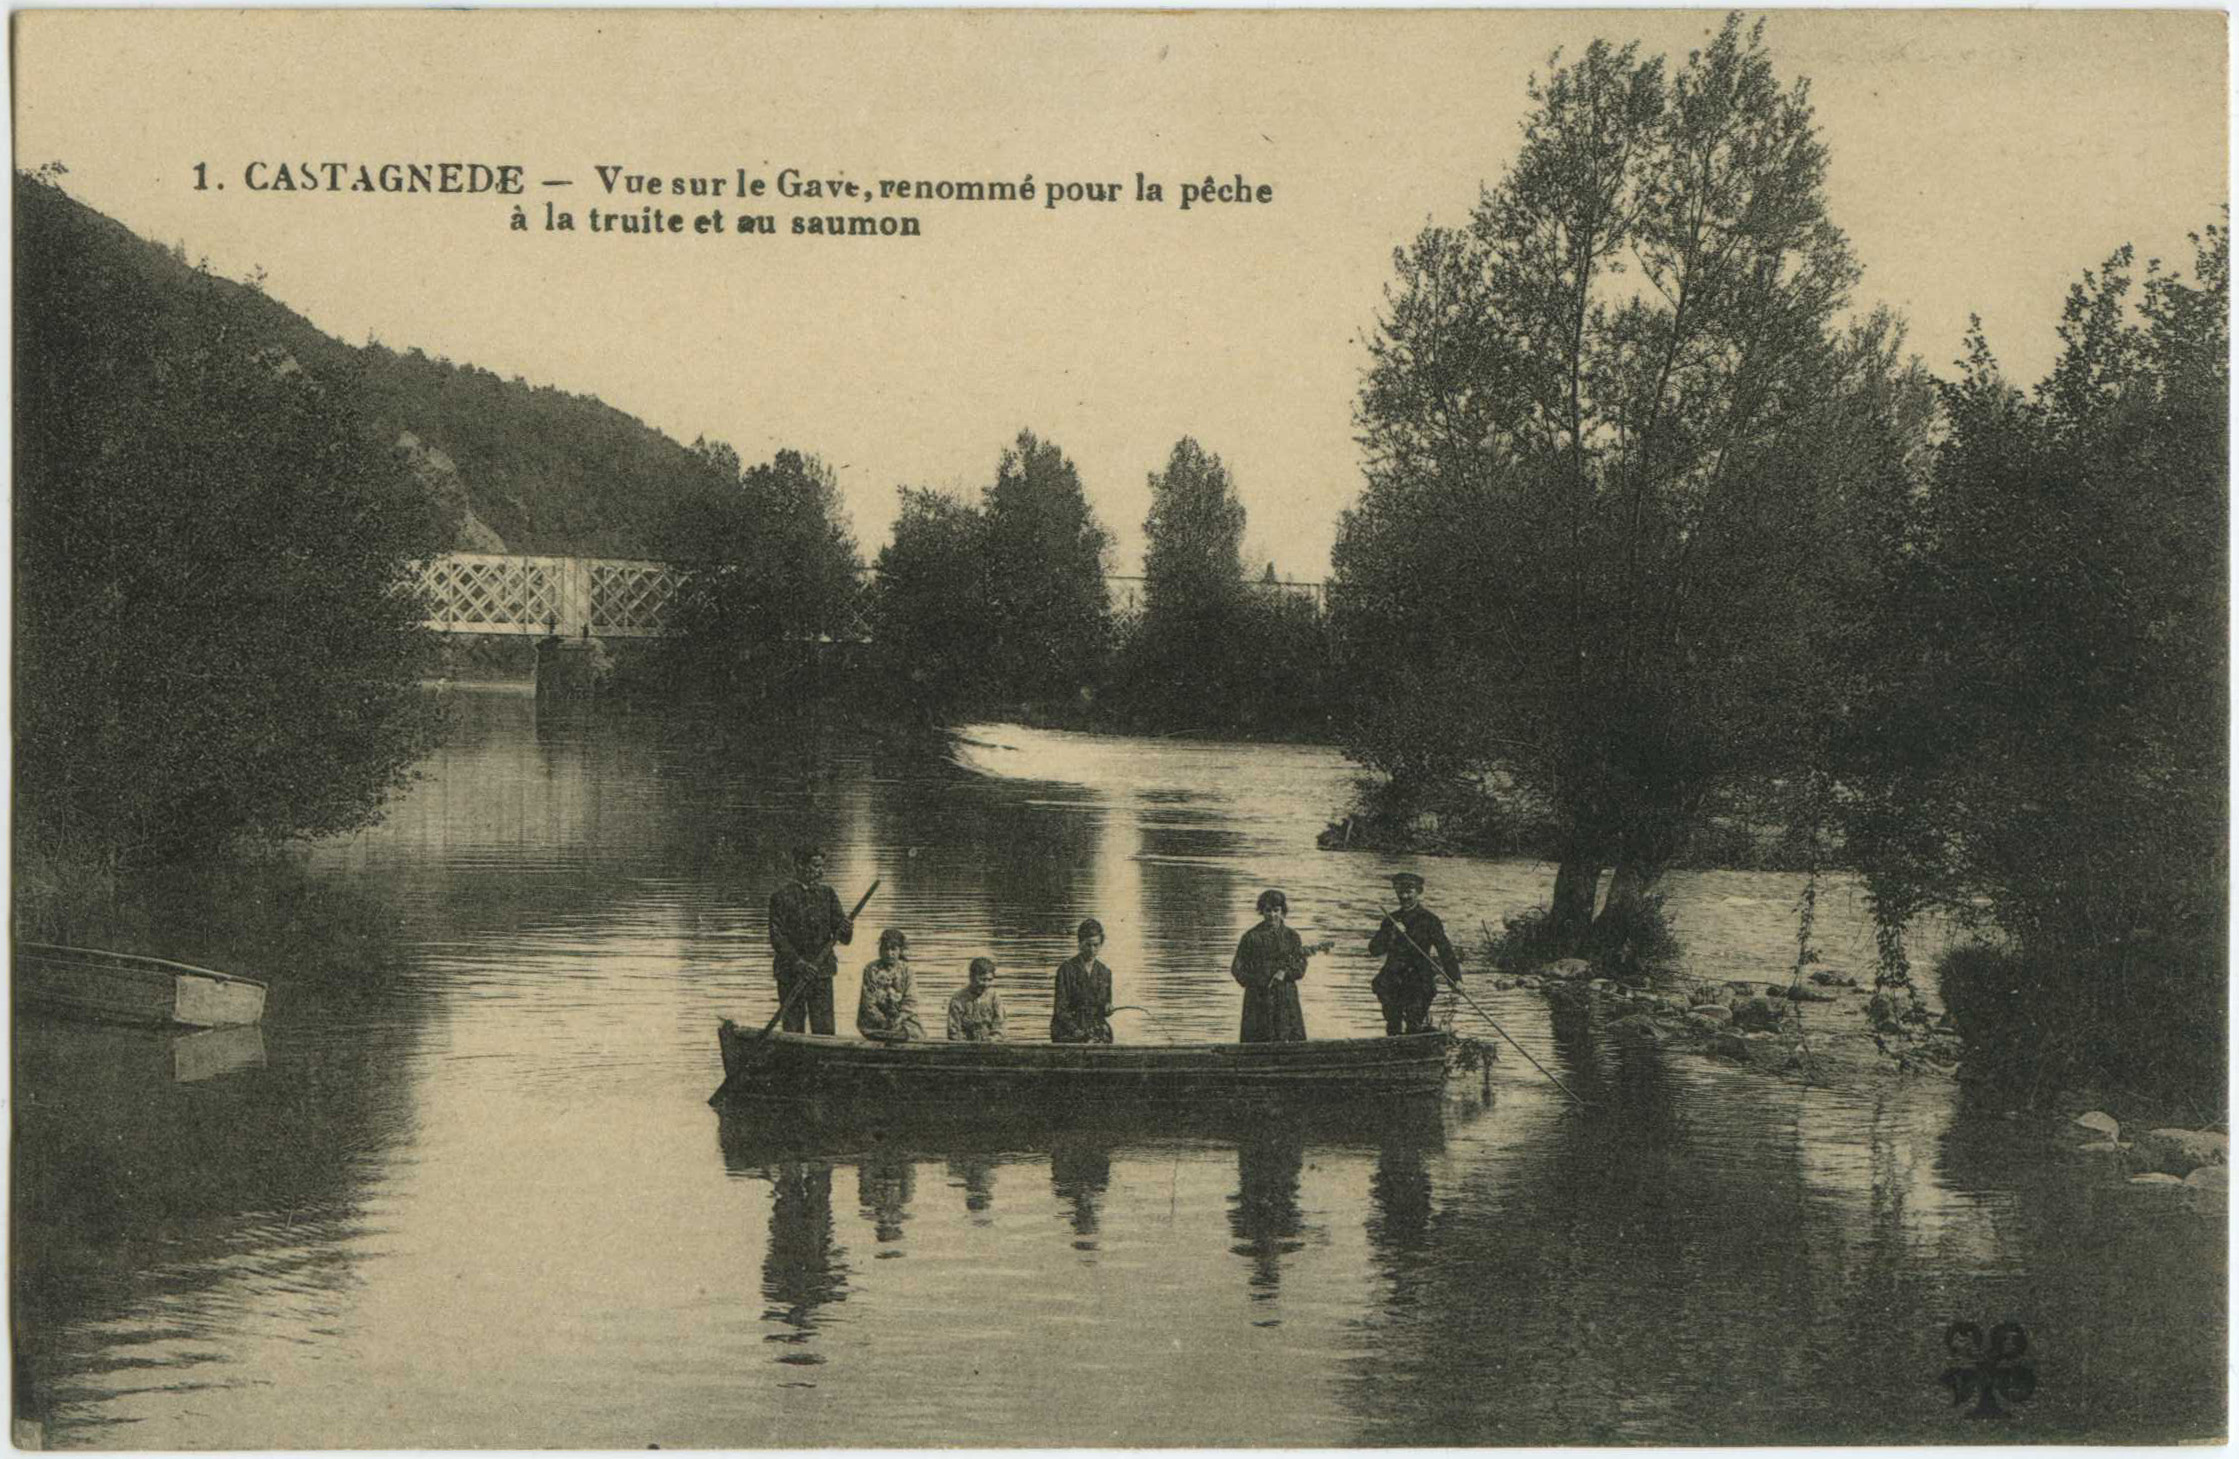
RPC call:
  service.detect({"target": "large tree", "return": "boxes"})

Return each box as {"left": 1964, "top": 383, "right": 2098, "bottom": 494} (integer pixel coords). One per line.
{"left": 652, "top": 443, "right": 864, "bottom": 703}
{"left": 870, "top": 485, "right": 997, "bottom": 714}
{"left": 1339, "top": 17, "right": 1925, "bottom": 936}
{"left": 1838, "top": 227, "right": 2226, "bottom": 1093}
{"left": 1144, "top": 438, "right": 1248, "bottom": 612}
{"left": 14, "top": 168, "right": 442, "bottom": 868}
{"left": 979, "top": 429, "right": 1115, "bottom": 707}
{"left": 1127, "top": 437, "right": 1252, "bottom": 728}
{"left": 869, "top": 429, "right": 1113, "bottom": 719}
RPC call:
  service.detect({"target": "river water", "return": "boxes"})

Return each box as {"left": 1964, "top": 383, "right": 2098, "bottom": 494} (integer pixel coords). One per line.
{"left": 12, "top": 688, "right": 2225, "bottom": 1446}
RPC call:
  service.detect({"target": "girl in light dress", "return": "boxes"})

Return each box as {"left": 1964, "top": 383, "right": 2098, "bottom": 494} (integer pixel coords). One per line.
{"left": 858, "top": 928, "right": 925, "bottom": 1041}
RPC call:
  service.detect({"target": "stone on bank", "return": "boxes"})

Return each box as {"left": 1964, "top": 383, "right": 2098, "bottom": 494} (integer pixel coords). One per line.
{"left": 2131, "top": 1128, "right": 2228, "bottom": 1178}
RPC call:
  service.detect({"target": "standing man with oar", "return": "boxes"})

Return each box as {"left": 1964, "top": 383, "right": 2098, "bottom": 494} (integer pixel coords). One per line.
{"left": 1369, "top": 872, "right": 1460, "bottom": 1036}
{"left": 769, "top": 846, "right": 856, "bottom": 1035}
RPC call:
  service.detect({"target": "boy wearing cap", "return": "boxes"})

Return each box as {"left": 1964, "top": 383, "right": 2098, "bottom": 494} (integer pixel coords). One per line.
{"left": 1368, "top": 872, "right": 1460, "bottom": 1035}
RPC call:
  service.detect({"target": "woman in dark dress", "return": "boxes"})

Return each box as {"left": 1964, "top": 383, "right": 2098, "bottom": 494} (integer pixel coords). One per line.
{"left": 1231, "top": 890, "right": 1328, "bottom": 1043}
{"left": 1051, "top": 919, "right": 1115, "bottom": 1044}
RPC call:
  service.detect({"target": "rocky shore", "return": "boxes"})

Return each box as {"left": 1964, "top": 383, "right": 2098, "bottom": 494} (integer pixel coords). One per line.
{"left": 2068, "top": 1109, "right": 2229, "bottom": 1194}
{"left": 1486, "top": 959, "right": 2228, "bottom": 1207}
{"left": 1490, "top": 957, "right": 1955, "bottom": 1085}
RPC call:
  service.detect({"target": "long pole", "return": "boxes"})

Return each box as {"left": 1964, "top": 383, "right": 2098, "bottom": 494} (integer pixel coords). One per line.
{"left": 1382, "top": 908, "right": 1592, "bottom": 1110}
{"left": 711, "top": 878, "right": 884, "bottom": 1107}
{"left": 757, "top": 878, "right": 883, "bottom": 1039}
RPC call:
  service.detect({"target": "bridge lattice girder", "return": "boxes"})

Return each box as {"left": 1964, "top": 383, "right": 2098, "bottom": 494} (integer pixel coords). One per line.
{"left": 409, "top": 553, "right": 1325, "bottom": 638}
{"left": 414, "top": 553, "right": 683, "bottom": 638}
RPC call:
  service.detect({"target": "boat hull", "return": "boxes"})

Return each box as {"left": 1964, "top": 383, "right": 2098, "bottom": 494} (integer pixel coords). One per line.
{"left": 14, "top": 944, "right": 268, "bottom": 1029}
{"left": 715, "top": 1086, "right": 1453, "bottom": 1165}
{"left": 716, "top": 1021, "right": 1452, "bottom": 1113}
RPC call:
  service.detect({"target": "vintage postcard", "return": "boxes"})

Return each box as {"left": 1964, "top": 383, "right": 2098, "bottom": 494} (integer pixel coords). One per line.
{"left": 11, "top": 7, "right": 2227, "bottom": 1449}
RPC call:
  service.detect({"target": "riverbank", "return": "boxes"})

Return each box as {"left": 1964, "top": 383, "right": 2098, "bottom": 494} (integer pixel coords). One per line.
{"left": 1483, "top": 958, "right": 2227, "bottom": 1209}
{"left": 948, "top": 693, "right": 1341, "bottom": 748}
{"left": 1319, "top": 774, "right": 1836, "bottom": 872}
{"left": 11, "top": 843, "right": 422, "bottom": 1000}
{"left": 1484, "top": 956, "right": 1951, "bottom": 1082}
{"left": 2058, "top": 1106, "right": 2229, "bottom": 1191}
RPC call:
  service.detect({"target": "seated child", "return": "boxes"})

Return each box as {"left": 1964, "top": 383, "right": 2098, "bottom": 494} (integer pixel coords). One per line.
{"left": 946, "top": 957, "right": 1005, "bottom": 1042}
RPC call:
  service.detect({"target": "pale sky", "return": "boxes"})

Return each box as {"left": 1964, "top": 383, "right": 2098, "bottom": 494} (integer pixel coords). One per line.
{"left": 13, "top": 9, "right": 2228, "bottom": 577}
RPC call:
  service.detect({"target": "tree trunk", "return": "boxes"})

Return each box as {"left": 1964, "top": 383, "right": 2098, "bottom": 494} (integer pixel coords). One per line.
{"left": 1549, "top": 859, "right": 1602, "bottom": 940}
{"left": 1596, "top": 862, "right": 1665, "bottom": 927}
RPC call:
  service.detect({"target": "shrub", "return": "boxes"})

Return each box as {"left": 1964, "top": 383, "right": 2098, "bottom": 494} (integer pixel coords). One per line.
{"left": 1485, "top": 906, "right": 1564, "bottom": 976}
{"left": 1936, "top": 935, "right": 2226, "bottom": 1109}
{"left": 1335, "top": 771, "right": 1564, "bottom": 859}
{"left": 1591, "top": 892, "right": 1683, "bottom": 982}
{"left": 1485, "top": 893, "right": 1682, "bottom": 983}
{"left": 1933, "top": 943, "right": 2035, "bottom": 1066}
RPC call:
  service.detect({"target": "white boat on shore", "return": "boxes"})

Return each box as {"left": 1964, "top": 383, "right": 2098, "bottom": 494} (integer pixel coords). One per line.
{"left": 14, "top": 943, "right": 268, "bottom": 1028}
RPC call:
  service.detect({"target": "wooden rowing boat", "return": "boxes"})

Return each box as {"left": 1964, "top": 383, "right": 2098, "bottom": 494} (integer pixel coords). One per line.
{"left": 715, "top": 1087, "right": 1453, "bottom": 1166}
{"left": 714, "top": 1020, "right": 1452, "bottom": 1111}
{"left": 13, "top": 943, "right": 268, "bottom": 1029}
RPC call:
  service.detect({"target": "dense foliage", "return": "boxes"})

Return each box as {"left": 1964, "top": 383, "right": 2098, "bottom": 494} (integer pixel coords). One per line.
{"left": 870, "top": 430, "right": 1114, "bottom": 719}
{"left": 14, "top": 169, "right": 442, "bottom": 870}
{"left": 980, "top": 431, "right": 1117, "bottom": 706}
{"left": 1338, "top": 18, "right": 1931, "bottom": 939}
{"left": 1839, "top": 228, "right": 2227, "bottom": 1103}
{"left": 16, "top": 176, "right": 727, "bottom": 561}
{"left": 1109, "top": 438, "right": 1336, "bottom": 736}
{"left": 1135, "top": 437, "right": 1250, "bottom": 709}
{"left": 645, "top": 443, "right": 865, "bottom": 705}
{"left": 870, "top": 487, "right": 1001, "bottom": 715}
{"left": 345, "top": 343, "right": 720, "bottom": 557}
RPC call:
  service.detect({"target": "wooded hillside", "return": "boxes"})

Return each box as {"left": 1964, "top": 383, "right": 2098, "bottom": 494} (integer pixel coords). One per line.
{"left": 37, "top": 181, "right": 716, "bottom": 558}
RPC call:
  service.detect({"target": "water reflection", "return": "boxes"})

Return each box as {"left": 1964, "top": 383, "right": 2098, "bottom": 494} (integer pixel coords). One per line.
{"left": 1228, "top": 1128, "right": 1308, "bottom": 1302}
{"left": 946, "top": 1155, "right": 997, "bottom": 1219}
{"left": 1050, "top": 1139, "right": 1113, "bottom": 1248}
{"left": 858, "top": 1150, "right": 916, "bottom": 1253}
{"left": 169, "top": 1025, "right": 267, "bottom": 1084}
{"left": 1366, "top": 1124, "right": 1437, "bottom": 1308}
{"left": 1542, "top": 984, "right": 1606, "bottom": 1087}
{"left": 759, "top": 1162, "right": 848, "bottom": 1359}
{"left": 1136, "top": 817, "right": 1246, "bottom": 1031}
{"left": 12, "top": 988, "right": 427, "bottom": 1444}
{"left": 18, "top": 698, "right": 2221, "bottom": 1447}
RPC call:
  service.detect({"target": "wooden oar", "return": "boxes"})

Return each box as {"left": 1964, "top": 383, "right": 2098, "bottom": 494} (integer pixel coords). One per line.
{"left": 711, "top": 879, "right": 881, "bottom": 1105}
{"left": 1380, "top": 908, "right": 1591, "bottom": 1110}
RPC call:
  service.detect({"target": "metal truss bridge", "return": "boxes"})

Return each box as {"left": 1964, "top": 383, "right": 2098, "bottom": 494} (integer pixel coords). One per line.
{"left": 414, "top": 553, "right": 690, "bottom": 637}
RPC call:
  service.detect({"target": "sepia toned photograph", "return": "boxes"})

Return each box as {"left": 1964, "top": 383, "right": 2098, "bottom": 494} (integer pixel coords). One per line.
{"left": 10, "top": 7, "right": 2228, "bottom": 1448}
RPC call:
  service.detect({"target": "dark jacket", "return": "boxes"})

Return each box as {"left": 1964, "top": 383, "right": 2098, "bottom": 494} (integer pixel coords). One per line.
{"left": 769, "top": 879, "right": 853, "bottom": 979}
{"left": 1369, "top": 904, "right": 1459, "bottom": 997}
{"left": 1050, "top": 954, "right": 1114, "bottom": 1044}
{"left": 1231, "top": 922, "right": 1309, "bottom": 1043}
